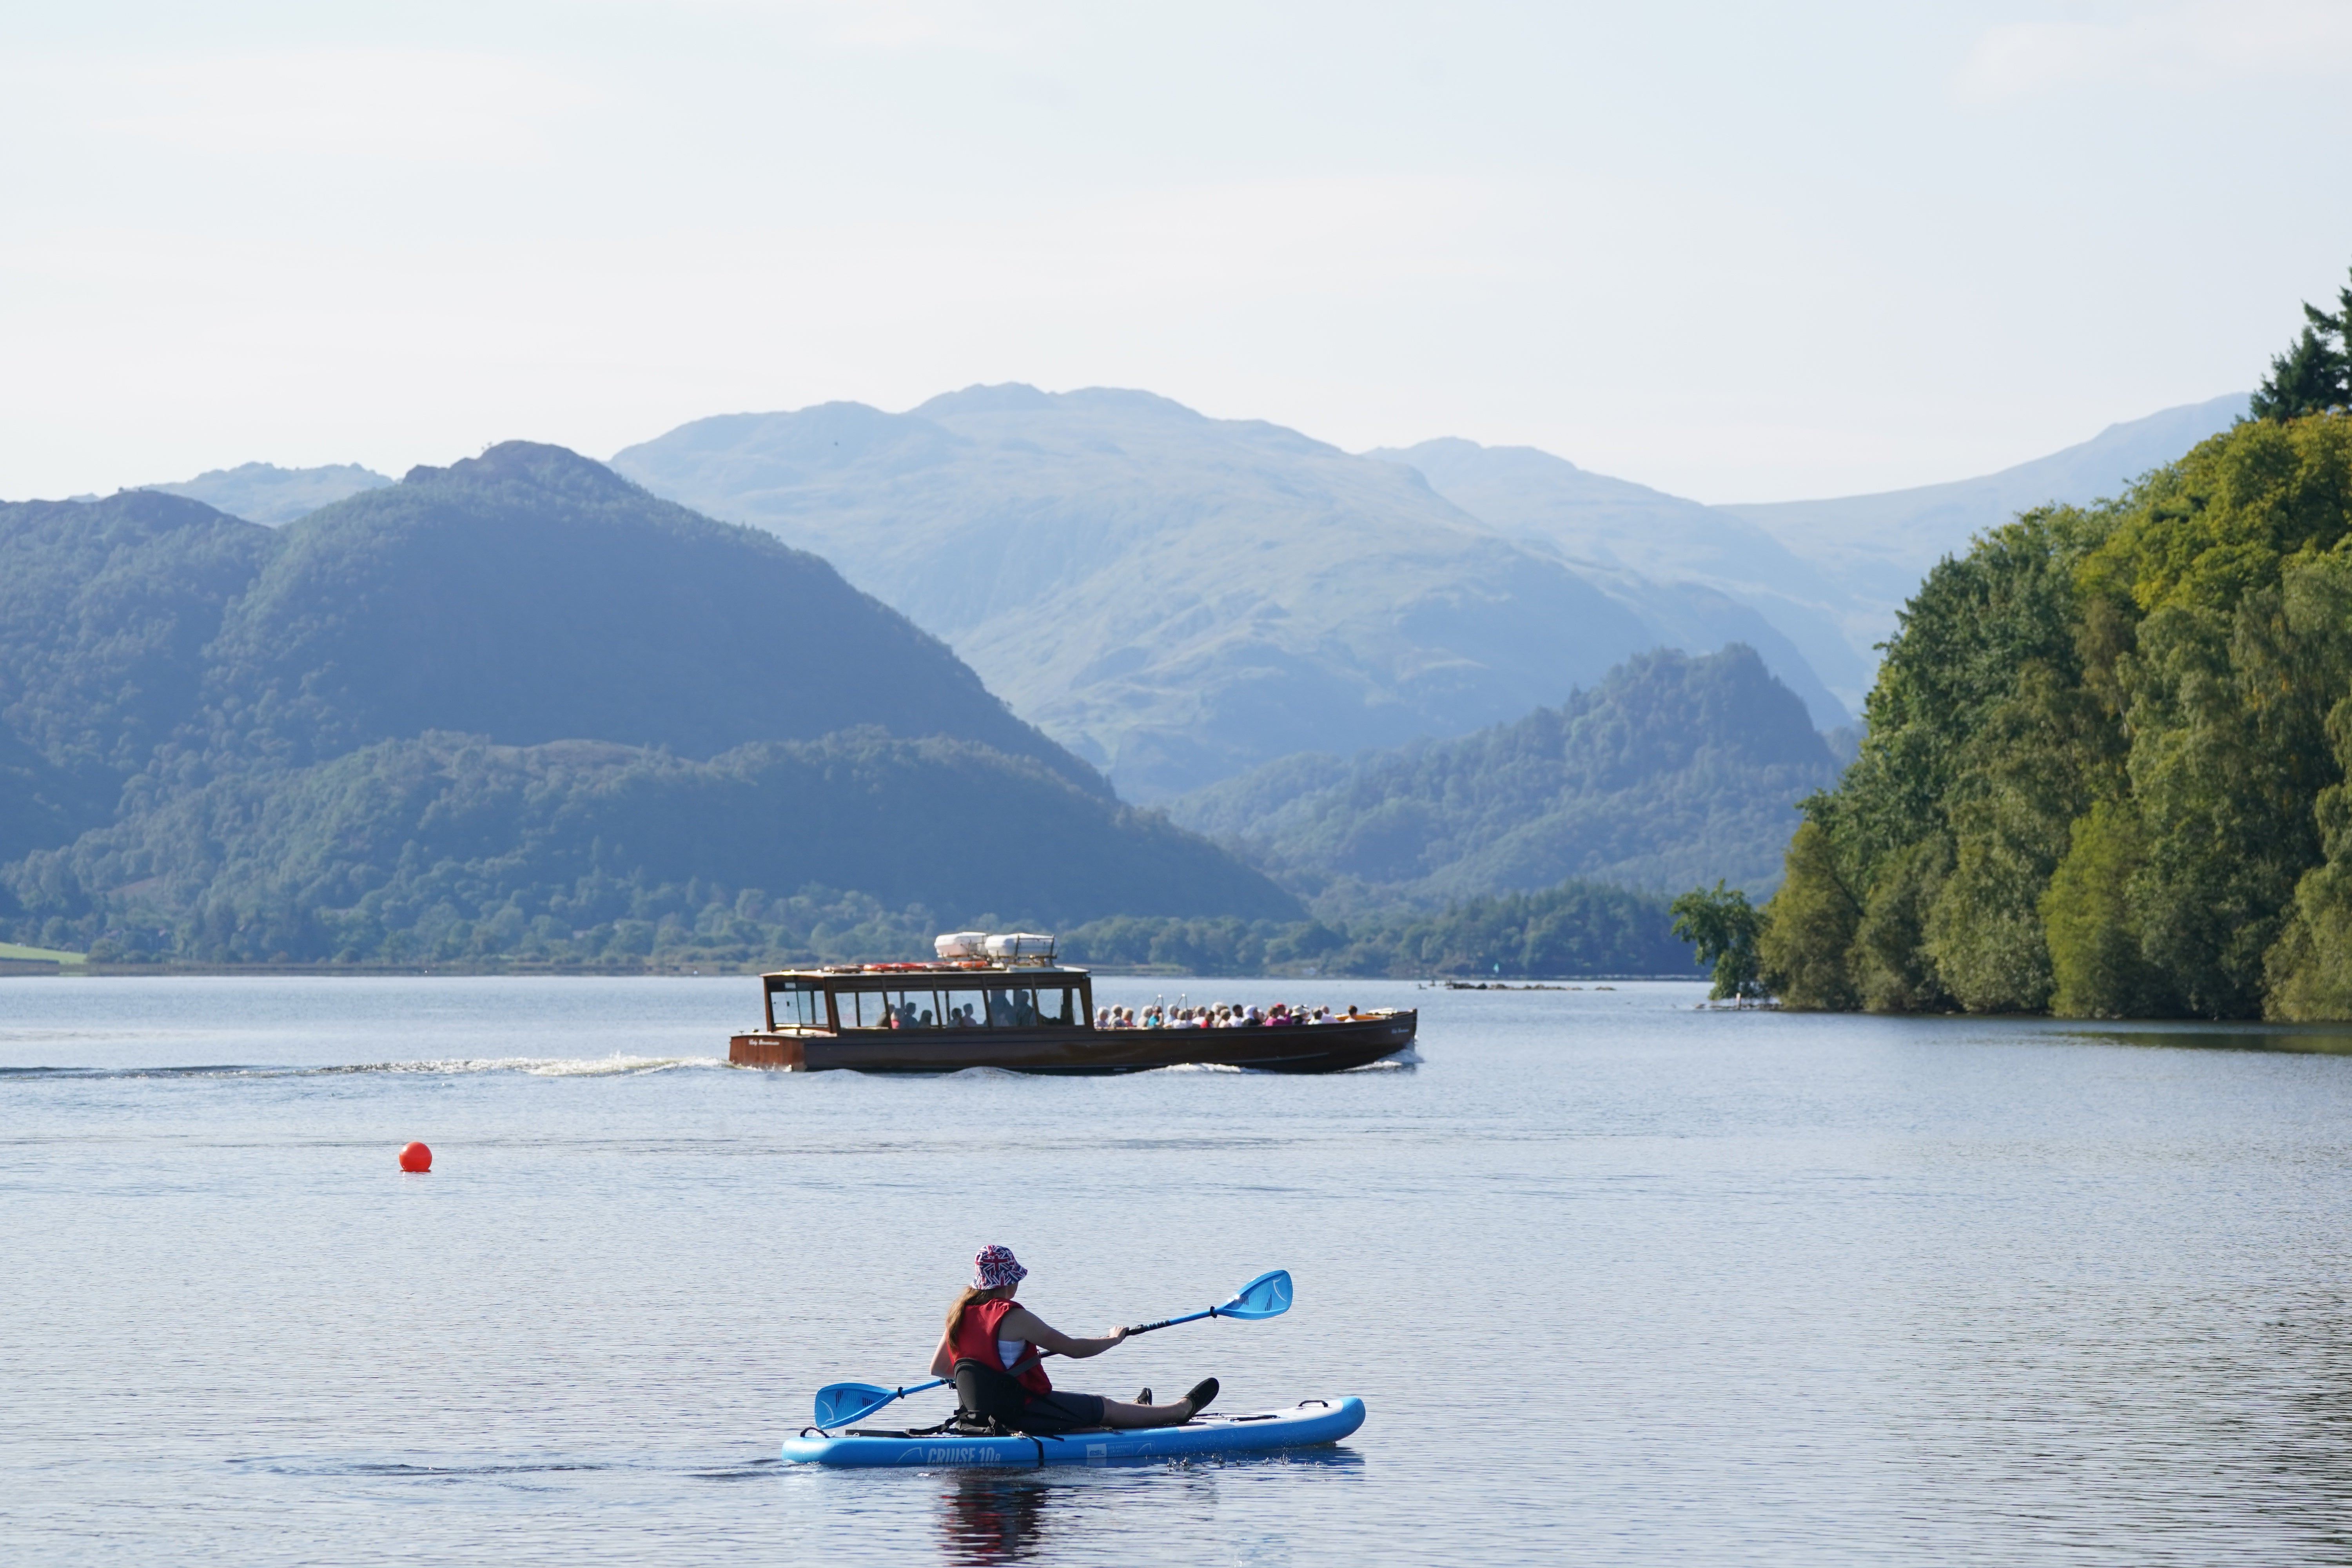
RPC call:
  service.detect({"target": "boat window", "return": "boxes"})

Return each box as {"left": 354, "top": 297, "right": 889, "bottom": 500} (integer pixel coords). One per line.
{"left": 772, "top": 984, "right": 828, "bottom": 1029}
{"left": 879, "top": 989, "right": 940, "bottom": 1029}
{"left": 939, "top": 989, "right": 991, "bottom": 1029}
{"left": 1025, "top": 987, "right": 1074, "bottom": 1026}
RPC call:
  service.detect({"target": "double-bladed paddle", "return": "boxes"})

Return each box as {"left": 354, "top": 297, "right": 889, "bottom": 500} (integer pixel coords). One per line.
{"left": 812, "top": 1268, "right": 1294, "bottom": 1430}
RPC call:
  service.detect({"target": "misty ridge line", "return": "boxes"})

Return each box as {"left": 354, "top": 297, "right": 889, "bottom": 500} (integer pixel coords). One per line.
{"left": 117, "top": 383, "right": 2244, "bottom": 750}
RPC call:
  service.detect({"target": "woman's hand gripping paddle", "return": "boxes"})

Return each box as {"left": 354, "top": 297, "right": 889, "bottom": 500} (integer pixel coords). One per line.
{"left": 811, "top": 1269, "right": 1293, "bottom": 1430}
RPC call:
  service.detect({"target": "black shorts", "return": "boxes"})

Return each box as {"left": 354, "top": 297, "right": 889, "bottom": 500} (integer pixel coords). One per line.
{"left": 1022, "top": 1390, "right": 1107, "bottom": 1431}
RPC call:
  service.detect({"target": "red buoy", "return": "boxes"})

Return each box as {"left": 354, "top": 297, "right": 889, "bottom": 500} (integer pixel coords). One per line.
{"left": 398, "top": 1141, "right": 433, "bottom": 1172}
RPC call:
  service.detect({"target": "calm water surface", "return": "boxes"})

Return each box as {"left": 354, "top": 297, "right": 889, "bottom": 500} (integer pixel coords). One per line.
{"left": 5, "top": 976, "right": 2352, "bottom": 1565}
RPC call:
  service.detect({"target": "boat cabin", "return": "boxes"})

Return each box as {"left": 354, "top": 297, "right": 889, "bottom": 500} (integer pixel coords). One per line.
{"left": 759, "top": 933, "right": 1091, "bottom": 1037}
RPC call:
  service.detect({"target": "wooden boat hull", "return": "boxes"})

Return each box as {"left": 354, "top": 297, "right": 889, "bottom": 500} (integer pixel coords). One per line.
{"left": 729, "top": 1012, "right": 1416, "bottom": 1075}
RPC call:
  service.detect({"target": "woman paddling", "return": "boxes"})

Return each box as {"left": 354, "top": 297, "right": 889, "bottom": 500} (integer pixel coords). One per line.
{"left": 929, "top": 1245, "right": 1217, "bottom": 1432}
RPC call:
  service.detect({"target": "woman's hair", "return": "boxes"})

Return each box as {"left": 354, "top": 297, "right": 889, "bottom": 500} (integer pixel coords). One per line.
{"left": 945, "top": 1283, "right": 1010, "bottom": 1337}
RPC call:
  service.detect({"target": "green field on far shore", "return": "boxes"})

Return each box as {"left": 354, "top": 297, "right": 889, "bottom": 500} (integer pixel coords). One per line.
{"left": 0, "top": 942, "right": 87, "bottom": 965}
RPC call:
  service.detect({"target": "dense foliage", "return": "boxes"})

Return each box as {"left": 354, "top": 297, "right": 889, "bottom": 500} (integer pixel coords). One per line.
{"left": 1761, "top": 410, "right": 2352, "bottom": 1018}
{"left": 1670, "top": 882, "right": 1764, "bottom": 999}
{"left": 1171, "top": 645, "right": 1844, "bottom": 911}
{"left": 0, "top": 446, "right": 1294, "bottom": 961}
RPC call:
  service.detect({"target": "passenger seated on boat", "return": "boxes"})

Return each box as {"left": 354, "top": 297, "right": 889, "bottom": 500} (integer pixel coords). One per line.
{"left": 931, "top": 1245, "right": 1216, "bottom": 1435}
{"left": 1095, "top": 1007, "right": 1112, "bottom": 1028}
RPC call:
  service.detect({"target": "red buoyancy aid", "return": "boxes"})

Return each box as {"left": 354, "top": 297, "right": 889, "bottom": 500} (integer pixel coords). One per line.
{"left": 951, "top": 1297, "right": 1053, "bottom": 1397}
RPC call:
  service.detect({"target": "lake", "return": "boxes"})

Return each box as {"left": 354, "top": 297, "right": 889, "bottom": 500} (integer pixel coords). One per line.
{"left": 5, "top": 975, "right": 2352, "bottom": 1565}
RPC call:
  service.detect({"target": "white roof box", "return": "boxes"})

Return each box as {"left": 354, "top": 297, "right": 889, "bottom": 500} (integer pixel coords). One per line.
{"left": 933, "top": 931, "right": 988, "bottom": 959}
{"left": 983, "top": 932, "right": 1056, "bottom": 961}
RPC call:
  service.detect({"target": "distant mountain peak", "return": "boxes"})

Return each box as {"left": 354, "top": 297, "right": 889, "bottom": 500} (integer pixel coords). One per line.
{"left": 913, "top": 382, "right": 1061, "bottom": 417}
{"left": 139, "top": 461, "right": 391, "bottom": 527}
{"left": 1378, "top": 436, "right": 1588, "bottom": 479}
{"left": 403, "top": 440, "right": 637, "bottom": 495}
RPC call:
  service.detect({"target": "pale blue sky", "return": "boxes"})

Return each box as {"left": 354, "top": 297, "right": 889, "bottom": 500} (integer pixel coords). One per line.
{"left": 4, "top": 0, "right": 2348, "bottom": 503}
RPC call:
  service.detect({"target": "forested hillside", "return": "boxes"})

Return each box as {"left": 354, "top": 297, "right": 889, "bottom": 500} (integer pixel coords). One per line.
{"left": 0, "top": 445, "right": 1293, "bottom": 964}
{"left": 1762, "top": 406, "right": 2352, "bottom": 1019}
{"left": 1172, "top": 646, "right": 1843, "bottom": 913}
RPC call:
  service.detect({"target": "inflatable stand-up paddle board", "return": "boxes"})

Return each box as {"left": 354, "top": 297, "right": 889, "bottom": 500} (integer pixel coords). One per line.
{"left": 783, "top": 1397, "right": 1365, "bottom": 1468}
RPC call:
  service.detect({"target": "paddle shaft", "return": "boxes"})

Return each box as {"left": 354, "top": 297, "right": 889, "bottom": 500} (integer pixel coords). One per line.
{"left": 830, "top": 1315, "right": 1198, "bottom": 1426}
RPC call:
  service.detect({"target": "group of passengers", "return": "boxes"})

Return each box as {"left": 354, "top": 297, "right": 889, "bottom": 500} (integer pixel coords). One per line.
{"left": 1091, "top": 1002, "right": 1361, "bottom": 1030}
{"left": 883, "top": 994, "right": 1045, "bottom": 1029}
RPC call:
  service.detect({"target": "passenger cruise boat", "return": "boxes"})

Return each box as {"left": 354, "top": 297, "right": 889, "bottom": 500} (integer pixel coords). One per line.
{"left": 729, "top": 932, "right": 1416, "bottom": 1075}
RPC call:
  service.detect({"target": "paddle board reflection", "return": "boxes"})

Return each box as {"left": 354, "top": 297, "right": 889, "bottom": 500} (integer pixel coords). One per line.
{"left": 936, "top": 1474, "right": 1052, "bottom": 1565}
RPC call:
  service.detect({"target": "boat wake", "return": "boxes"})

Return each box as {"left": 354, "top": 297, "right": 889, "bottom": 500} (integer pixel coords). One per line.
{"left": 1, "top": 1054, "right": 732, "bottom": 1080}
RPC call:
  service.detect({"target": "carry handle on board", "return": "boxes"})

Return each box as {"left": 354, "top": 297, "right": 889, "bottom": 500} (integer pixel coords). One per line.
{"left": 811, "top": 1269, "right": 1293, "bottom": 1430}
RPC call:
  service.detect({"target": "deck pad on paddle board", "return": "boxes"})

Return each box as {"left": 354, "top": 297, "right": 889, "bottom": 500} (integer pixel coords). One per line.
{"left": 782, "top": 1397, "right": 1365, "bottom": 1468}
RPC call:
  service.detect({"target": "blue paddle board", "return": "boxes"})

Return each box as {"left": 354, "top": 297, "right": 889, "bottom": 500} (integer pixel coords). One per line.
{"left": 782, "top": 1397, "right": 1365, "bottom": 1468}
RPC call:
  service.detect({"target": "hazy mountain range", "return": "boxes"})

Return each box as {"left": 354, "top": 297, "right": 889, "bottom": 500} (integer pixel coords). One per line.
{"left": 113, "top": 389, "right": 2244, "bottom": 804}
{"left": 610, "top": 387, "right": 1855, "bottom": 798}
{"left": 2, "top": 387, "right": 2253, "bottom": 966}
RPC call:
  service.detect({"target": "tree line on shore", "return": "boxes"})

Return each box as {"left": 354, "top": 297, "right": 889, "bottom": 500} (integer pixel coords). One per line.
{"left": 49, "top": 871, "right": 1698, "bottom": 980}
{"left": 1699, "top": 279, "right": 2352, "bottom": 1018}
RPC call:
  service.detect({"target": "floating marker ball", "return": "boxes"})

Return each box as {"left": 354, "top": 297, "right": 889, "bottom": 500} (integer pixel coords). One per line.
{"left": 398, "top": 1141, "right": 433, "bottom": 1172}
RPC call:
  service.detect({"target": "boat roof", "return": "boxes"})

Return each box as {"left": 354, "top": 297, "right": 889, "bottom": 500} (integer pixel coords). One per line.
{"left": 762, "top": 961, "right": 1090, "bottom": 984}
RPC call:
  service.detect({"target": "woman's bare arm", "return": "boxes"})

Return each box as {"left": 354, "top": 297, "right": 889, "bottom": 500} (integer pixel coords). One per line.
{"left": 928, "top": 1326, "right": 956, "bottom": 1378}
{"left": 996, "top": 1304, "right": 1130, "bottom": 1360}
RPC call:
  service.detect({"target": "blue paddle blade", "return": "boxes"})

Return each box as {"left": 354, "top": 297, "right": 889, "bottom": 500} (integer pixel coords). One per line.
{"left": 1217, "top": 1269, "right": 1294, "bottom": 1320}
{"left": 814, "top": 1382, "right": 897, "bottom": 1428}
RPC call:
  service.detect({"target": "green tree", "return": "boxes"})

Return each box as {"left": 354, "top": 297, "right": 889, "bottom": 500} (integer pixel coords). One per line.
{"left": 1759, "top": 819, "right": 1860, "bottom": 1009}
{"left": 2042, "top": 800, "right": 2163, "bottom": 1018}
{"left": 2250, "top": 262, "right": 2350, "bottom": 422}
{"left": 1671, "top": 881, "right": 1764, "bottom": 999}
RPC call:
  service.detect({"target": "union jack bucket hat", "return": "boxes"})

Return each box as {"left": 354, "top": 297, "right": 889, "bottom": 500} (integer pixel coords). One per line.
{"left": 973, "top": 1244, "right": 1028, "bottom": 1289}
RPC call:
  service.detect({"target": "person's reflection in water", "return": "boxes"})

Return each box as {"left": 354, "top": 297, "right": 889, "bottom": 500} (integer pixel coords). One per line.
{"left": 936, "top": 1473, "right": 1055, "bottom": 1565}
